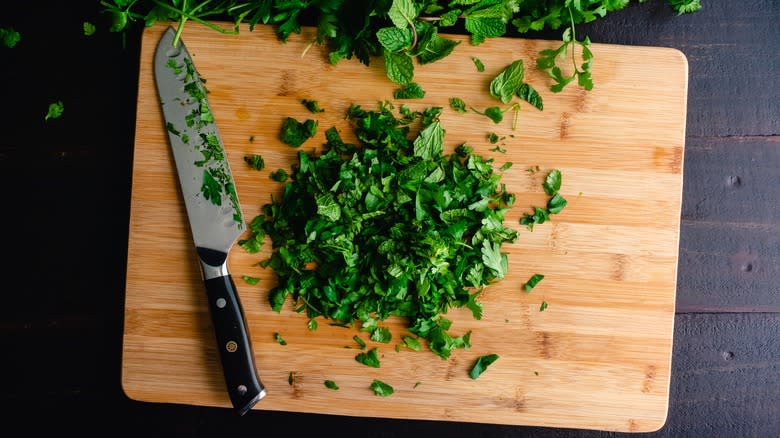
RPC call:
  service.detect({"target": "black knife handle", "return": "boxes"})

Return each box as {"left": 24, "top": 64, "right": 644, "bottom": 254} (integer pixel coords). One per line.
{"left": 198, "top": 248, "right": 265, "bottom": 415}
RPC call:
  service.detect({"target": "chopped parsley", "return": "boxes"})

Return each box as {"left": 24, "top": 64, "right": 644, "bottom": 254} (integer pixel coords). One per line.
{"left": 279, "top": 117, "right": 317, "bottom": 147}
{"left": 301, "top": 99, "right": 325, "bottom": 113}
{"left": 370, "top": 379, "right": 394, "bottom": 397}
{"left": 355, "top": 348, "right": 381, "bottom": 368}
{"left": 269, "top": 168, "right": 288, "bottom": 182}
{"left": 353, "top": 335, "right": 367, "bottom": 350}
{"left": 274, "top": 332, "right": 287, "bottom": 346}
{"left": 83, "top": 21, "right": 96, "bottom": 36}
{"left": 250, "top": 102, "right": 520, "bottom": 361}
{"left": 45, "top": 101, "right": 64, "bottom": 121}
{"left": 540, "top": 301, "right": 549, "bottom": 312}
{"left": 244, "top": 154, "right": 265, "bottom": 170}
{"left": 0, "top": 27, "right": 20, "bottom": 48}
{"left": 324, "top": 380, "right": 339, "bottom": 390}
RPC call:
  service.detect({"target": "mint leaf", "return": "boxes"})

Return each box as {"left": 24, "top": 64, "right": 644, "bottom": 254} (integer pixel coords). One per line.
{"left": 388, "top": 0, "right": 417, "bottom": 29}
{"left": 469, "top": 354, "right": 499, "bottom": 379}
{"left": 464, "top": 17, "right": 505, "bottom": 45}
{"left": 394, "top": 82, "right": 426, "bottom": 99}
{"left": 383, "top": 49, "right": 414, "bottom": 85}
{"left": 417, "top": 35, "right": 460, "bottom": 65}
{"left": 517, "top": 83, "right": 543, "bottom": 110}
{"left": 413, "top": 121, "right": 444, "bottom": 160}
{"left": 376, "top": 27, "right": 412, "bottom": 52}
{"left": 548, "top": 193, "right": 568, "bottom": 214}
{"left": 490, "top": 60, "right": 525, "bottom": 104}
{"left": 449, "top": 97, "right": 467, "bottom": 113}
{"left": 544, "top": 169, "right": 562, "bottom": 195}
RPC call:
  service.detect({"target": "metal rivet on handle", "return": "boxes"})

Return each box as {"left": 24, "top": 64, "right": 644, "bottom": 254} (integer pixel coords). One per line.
{"left": 237, "top": 385, "right": 247, "bottom": 395}
{"left": 216, "top": 298, "right": 227, "bottom": 308}
{"left": 226, "top": 341, "right": 238, "bottom": 352}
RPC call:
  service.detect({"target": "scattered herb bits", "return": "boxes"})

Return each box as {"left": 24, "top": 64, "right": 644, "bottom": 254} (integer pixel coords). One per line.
{"left": 244, "top": 154, "right": 265, "bottom": 170}
{"left": 324, "top": 380, "right": 339, "bottom": 390}
{"left": 0, "top": 27, "right": 20, "bottom": 48}
{"left": 469, "top": 353, "right": 499, "bottom": 379}
{"left": 302, "top": 99, "right": 325, "bottom": 113}
{"left": 242, "top": 275, "right": 260, "bottom": 285}
{"left": 308, "top": 319, "right": 318, "bottom": 331}
{"left": 45, "top": 101, "right": 64, "bottom": 121}
{"left": 449, "top": 97, "right": 467, "bottom": 113}
{"left": 394, "top": 82, "right": 426, "bottom": 99}
{"left": 370, "top": 379, "right": 394, "bottom": 397}
{"left": 279, "top": 117, "right": 317, "bottom": 147}
{"left": 540, "top": 301, "right": 549, "bottom": 312}
{"left": 353, "top": 335, "right": 367, "bottom": 350}
{"left": 355, "top": 348, "right": 381, "bottom": 368}
{"left": 523, "top": 274, "right": 544, "bottom": 292}
{"left": 274, "top": 332, "right": 287, "bottom": 346}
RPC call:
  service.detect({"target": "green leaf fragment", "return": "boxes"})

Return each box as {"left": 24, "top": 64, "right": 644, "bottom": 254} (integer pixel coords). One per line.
{"left": 540, "top": 301, "right": 549, "bottom": 312}
{"left": 324, "top": 380, "right": 339, "bottom": 390}
{"left": 472, "top": 56, "right": 485, "bottom": 72}
{"left": 275, "top": 332, "right": 287, "bottom": 345}
{"left": 356, "top": 348, "right": 381, "bottom": 368}
{"left": 469, "top": 353, "right": 499, "bottom": 379}
{"left": 523, "top": 274, "right": 544, "bottom": 292}
{"left": 370, "top": 379, "right": 394, "bottom": 396}
{"left": 0, "top": 27, "right": 20, "bottom": 48}
{"left": 490, "top": 60, "right": 525, "bottom": 104}
{"left": 242, "top": 275, "right": 260, "bottom": 285}
{"left": 45, "top": 101, "right": 64, "bottom": 121}
{"left": 394, "top": 82, "right": 426, "bottom": 99}
{"left": 280, "top": 117, "right": 317, "bottom": 147}
{"left": 449, "top": 97, "right": 467, "bottom": 113}
{"left": 83, "top": 22, "right": 96, "bottom": 36}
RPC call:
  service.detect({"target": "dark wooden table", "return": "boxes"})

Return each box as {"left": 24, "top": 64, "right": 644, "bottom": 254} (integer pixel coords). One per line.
{"left": 1, "top": 1, "right": 777, "bottom": 436}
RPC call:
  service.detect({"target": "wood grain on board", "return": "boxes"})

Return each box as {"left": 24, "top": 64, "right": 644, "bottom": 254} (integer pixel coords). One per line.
{"left": 123, "top": 23, "right": 687, "bottom": 432}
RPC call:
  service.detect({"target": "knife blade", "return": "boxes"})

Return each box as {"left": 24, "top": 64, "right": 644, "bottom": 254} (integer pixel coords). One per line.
{"left": 154, "top": 26, "right": 265, "bottom": 415}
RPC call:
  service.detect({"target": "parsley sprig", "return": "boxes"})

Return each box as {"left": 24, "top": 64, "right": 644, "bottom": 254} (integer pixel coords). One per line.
{"left": 102, "top": 1, "right": 700, "bottom": 92}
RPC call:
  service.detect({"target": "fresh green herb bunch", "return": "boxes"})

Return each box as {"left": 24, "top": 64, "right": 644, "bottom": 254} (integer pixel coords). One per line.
{"left": 244, "top": 101, "right": 518, "bottom": 359}
{"left": 102, "top": 0, "right": 701, "bottom": 92}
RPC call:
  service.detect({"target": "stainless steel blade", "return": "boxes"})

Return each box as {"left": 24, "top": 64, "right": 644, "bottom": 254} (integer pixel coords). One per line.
{"left": 154, "top": 27, "right": 243, "bottom": 255}
{"left": 153, "top": 27, "right": 265, "bottom": 414}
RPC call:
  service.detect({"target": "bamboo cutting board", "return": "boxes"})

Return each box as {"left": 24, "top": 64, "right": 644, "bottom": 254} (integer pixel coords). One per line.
{"left": 123, "top": 22, "right": 687, "bottom": 432}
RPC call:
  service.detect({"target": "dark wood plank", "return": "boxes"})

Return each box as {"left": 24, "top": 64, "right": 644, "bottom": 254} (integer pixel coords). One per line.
{"left": 4, "top": 313, "right": 778, "bottom": 438}
{"left": 675, "top": 135, "right": 780, "bottom": 312}
{"left": 559, "top": 0, "right": 780, "bottom": 137}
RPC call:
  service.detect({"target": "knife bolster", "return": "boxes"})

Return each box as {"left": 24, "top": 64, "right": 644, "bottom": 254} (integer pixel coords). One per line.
{"left": 197, "top": 247, "right": 229, "bottom": 280}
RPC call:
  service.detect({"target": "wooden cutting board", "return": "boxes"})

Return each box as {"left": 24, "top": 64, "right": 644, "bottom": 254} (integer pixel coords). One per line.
{"left": 123, "top": 22, "right": 687, "bottom": 432}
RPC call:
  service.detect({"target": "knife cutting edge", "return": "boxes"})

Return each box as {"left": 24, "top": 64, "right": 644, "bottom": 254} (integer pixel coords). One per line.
{"left": 153, "top": 26, "right": 265, "bottom": 415}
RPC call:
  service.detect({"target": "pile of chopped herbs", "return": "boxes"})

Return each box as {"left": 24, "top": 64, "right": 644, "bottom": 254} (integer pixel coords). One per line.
{"left": 241, "top": 101, "right": 521, "bottom": 359}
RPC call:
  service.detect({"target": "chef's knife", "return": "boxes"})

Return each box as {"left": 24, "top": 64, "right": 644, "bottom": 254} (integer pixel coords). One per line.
{"left": 154, "top": 26, "right": 265, "bottom": 415}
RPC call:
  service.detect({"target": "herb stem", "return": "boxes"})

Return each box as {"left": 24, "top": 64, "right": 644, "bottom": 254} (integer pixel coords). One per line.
{"left": 151, "top": 0, "right": 239, "bottom": 46}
